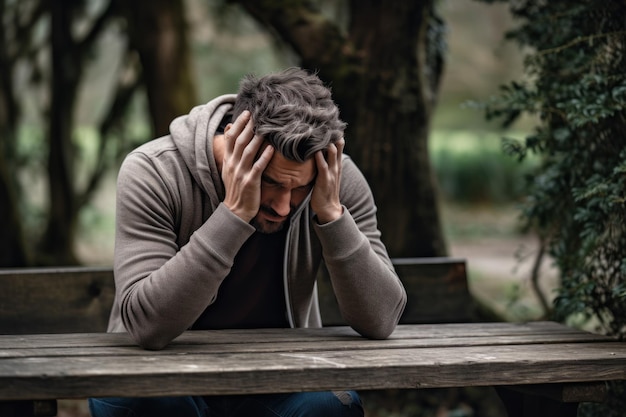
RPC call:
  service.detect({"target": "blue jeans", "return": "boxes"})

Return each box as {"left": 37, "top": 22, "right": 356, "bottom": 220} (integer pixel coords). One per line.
{"left": 88, "top": 391, "right": 363, "bottom": 417}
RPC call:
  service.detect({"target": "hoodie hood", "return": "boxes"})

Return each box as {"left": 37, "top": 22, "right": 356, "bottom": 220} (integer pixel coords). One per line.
{"left": 169, "top": 94, "right": 236, "bottom": 209}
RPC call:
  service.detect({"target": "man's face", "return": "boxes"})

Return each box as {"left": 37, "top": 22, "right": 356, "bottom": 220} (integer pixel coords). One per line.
{"left": 252, "top": 150, "right": 316, "bottom": 234}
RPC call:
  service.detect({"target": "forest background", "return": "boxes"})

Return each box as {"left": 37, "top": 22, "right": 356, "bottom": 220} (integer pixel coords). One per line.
{"left": 2, "top": 0, "right": 544, "bottom": 320}
{"left": 2, "top": 0, "right": 625, "bottom": 416}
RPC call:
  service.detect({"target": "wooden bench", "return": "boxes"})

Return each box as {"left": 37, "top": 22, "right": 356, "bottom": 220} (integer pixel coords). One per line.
{"left": 1, "top": 259, "right": 623, "bottom": 417}
{"left": 0, "top": 257, "right": 476, "bottom": 335}
{"left": 0, "top": 258, "right": 474, "bottom": 416}
{"left": 0, "top": 267, "right": 115, "bottom": 335}
{"left": 318, "top": 257, "right": 478, "bottom": 326}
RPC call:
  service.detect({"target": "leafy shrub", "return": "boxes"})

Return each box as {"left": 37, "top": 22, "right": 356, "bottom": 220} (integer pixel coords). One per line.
{"left": 476, "top": 0, "right": 626, "bottom": 414}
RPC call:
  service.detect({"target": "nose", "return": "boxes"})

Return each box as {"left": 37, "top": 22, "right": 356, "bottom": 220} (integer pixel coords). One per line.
{"left": 270, "top": 189, "right": 291, "bottom": 217}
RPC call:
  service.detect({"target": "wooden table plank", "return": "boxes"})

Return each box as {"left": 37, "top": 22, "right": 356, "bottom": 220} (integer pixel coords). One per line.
{"left": 0, "top": 323, "right": 624, "bottom": 402}
{"left": 0, "top": 322, "right": 611, "bottom": 351}
{"left": 0, "top": 342, "right": 624, "bottom": 400}
{"left": 0, "top": 332, "right": 614, "bottom": 360}
{"left": 0, "top": 322, "right": 602, "bottom": 349}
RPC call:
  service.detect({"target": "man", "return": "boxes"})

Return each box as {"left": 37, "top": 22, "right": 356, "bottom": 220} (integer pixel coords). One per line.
{"left": 90, "top": 67, "right": 407, "bottom": 417}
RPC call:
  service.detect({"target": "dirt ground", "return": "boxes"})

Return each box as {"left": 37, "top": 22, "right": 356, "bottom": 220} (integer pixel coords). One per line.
{"left": 450, "top": 235, "right": 558, "bottom": 321}
{"left": 442, "top": 204, "right": 559, "bottom": 322}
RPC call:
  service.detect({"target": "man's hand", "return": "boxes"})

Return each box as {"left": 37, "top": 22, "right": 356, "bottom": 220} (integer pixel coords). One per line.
{"left": 221, "top": 111, "right": 274, "bottom": 223}
{"left": 311, "top": 139, "right": 345, "bottom": 224}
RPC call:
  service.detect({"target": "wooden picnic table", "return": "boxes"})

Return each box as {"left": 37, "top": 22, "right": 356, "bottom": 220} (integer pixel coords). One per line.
{"left": 0, "top": 321, "right": 625, "bottom": 416}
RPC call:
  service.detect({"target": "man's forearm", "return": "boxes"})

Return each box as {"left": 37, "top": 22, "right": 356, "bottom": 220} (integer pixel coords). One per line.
{"left": 315, "top": 208, "right": 407, "bottom": 339}
{"left": 115, "top": 203, "right": 255, "bottom": 349}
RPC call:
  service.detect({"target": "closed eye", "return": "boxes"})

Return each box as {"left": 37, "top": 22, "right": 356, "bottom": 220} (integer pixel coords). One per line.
{"left": 261, "top": 175, "right": 315, "bottom": 192}
{"left": 296, "top": 179, "right": 315, "bottom": 192}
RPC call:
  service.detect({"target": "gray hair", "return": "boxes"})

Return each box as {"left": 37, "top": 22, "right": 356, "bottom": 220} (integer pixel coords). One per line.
{"left": 232, "top": 67, "right": 347, "bottom": 162}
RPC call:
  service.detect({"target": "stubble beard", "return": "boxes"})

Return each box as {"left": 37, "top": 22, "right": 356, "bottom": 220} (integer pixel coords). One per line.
{"left": 251, "top": 205, "right": 290, "bottom": 234}
{"left": 251, "top": 217, "right": 286, "bottom": 234}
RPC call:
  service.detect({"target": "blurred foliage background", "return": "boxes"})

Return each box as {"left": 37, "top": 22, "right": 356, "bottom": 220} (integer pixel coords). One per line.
{"left": 2, "top": 0, "right": 625, "bottom": 416}
{"left": 5, "top": 0, "right": 537, "bottom": 261}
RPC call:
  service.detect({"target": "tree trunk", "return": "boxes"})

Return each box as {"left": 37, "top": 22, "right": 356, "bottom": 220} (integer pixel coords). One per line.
{"left": 235, "top": 0, "right": 447, "bottom": 257}
{"left": 39, "top": 0, "right": 82, "bottom": 265}
{"left": 0, "top": 119, "right": 27, "bottom": 266}
{"left": 341, "top": 0, "right": 445, "bottom": 257}
{"left": 0, "top": 0, "right": 28, "bottom": 267}
{"left": 0, "top": 152, "right": 28, "bottom": 267}
{"left": 124, "top": 0, "right": 197, "bottom": 137}
{"left": 37, "top": 0, "right": 120, "bottom": 265}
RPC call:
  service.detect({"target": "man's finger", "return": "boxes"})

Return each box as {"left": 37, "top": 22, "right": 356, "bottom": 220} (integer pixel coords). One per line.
{"left": 334, "top": 139, "right": 345, "bottom": 171}
{"left": 240, "top": 134, "right": 266, "bottom": 166}
{"left": 251, "top": 144, "right": 275, "bottom": 175}
{"left": 231, "top": 118, "right": 255, "bottom": 159}
{"left": 315, "top": 149, "right": 328, "bottom": 170}
{"left": 224, "top": 110, "right": 251, "bottom": 155}
{"left": 336, "top": 138, "right": 345, "bottom": 155}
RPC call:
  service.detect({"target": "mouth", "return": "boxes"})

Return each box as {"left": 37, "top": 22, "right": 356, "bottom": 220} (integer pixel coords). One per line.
{"left": 262, "top": 213, "right": 287, "bottom": 223}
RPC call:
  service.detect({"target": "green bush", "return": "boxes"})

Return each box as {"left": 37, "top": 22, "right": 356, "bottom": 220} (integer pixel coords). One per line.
{"left": 476, "top": 0, "right": 626, "bottom": 414}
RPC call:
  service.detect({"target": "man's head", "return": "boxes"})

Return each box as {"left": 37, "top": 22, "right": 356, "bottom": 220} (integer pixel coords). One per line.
{"left": 231, "top": 67, "right": 347, "bottom": 163}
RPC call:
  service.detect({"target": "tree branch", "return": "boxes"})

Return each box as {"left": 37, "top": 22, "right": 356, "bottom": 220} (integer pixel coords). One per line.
{"left": 233, "top": 0, "right": 356, "bottom": 71}
{"left": 531, "top": 234, "right": 551, "bottom": 317}
{"left": 10, "top": 0, "right": 47, "bottom": 60}
{"left": 77, "top": 0, "right": 119, "bottom": 55}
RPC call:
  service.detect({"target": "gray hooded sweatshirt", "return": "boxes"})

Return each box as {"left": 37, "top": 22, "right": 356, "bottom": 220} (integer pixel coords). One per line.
{"left": 108, "top": 94, "right": 407, "bottom": 349}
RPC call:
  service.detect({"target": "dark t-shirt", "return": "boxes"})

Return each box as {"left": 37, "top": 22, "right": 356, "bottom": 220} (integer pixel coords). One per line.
{"left": 192, "top": 228, "right": 289, "bottom": 329}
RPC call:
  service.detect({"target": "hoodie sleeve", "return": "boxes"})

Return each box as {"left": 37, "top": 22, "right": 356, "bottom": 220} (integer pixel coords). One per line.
{"left": 113, "top": 149, "right": 254, "bottom": 350}
{"left": 313, "top": 156, "right": 407, "bottom": 339}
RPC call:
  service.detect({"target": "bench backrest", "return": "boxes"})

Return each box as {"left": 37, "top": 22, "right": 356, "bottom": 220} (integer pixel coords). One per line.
{"left": 0, "top": 267, "right": 114, "bottom": 334}
{"left": 0, "top": 258, "right": 474, "bottom": 334}
{"left": 318, "top": 257, "right": 475, "bottom": 325}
